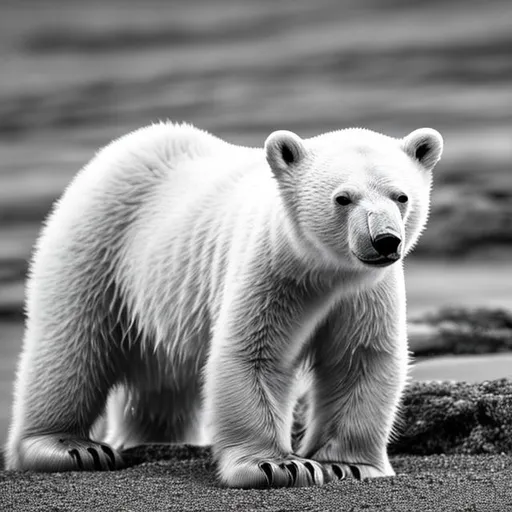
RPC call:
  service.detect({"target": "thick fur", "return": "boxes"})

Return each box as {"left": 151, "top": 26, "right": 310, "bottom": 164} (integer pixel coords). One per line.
{"left": 6, "top": 122, "right": 442, "bottom": 487}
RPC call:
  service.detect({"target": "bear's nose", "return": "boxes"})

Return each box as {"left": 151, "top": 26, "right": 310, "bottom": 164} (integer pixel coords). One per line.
{"left": 371, "top": 233, "right": 401, "bottom": 257}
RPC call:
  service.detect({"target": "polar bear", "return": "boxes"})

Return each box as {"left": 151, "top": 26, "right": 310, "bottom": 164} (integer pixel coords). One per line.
{"left": 6, "top": 122, "right": 443, "bottom": 487}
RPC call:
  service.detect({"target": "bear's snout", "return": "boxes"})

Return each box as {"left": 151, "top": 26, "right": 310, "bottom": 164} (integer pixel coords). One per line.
{"left": 371, "top": 233, "right": 401, "bottom": 258}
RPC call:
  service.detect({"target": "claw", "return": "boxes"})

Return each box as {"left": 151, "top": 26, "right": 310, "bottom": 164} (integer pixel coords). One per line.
{"left": 87, "top": 447, "right": 102, "bottom": 470}
{"left": 100, "top": 445, "right": 117, "bottom": 470}
{"left": 303, "top": 461, "right": 316, "bottom": 484}
{"left": 331, "top": 463, "right": 346, "bottom": 480}
{"left": 68, "top": 449, "right": 84, "bottom": 470}
{"left": 279, "top": 463, "right": 294, "bottom": 486}
{"left": 259, "top": 462, "right": 274, "bottom": 487}
{"left": 285, "top": 462, "right": 298, "bottom": 485}
{"left": 349, "top": 465, "right": 361, "bottom": 480}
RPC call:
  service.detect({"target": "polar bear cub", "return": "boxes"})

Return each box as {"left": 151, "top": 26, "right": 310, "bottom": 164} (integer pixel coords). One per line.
{"left": 6, "top": 122, "right": 442, "bottom": 488}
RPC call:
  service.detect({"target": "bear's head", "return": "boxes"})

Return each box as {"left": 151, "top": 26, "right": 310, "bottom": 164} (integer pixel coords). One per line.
{"left": 265, "top": 127, "right": 443, "bottom": 271}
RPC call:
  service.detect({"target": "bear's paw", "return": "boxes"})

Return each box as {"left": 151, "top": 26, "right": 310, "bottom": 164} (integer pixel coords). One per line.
{"left": 13, "top": 434, "right": 125, "bottom": 471}
{"left": 218, "top": 455, "right": 353, "bottom": 488}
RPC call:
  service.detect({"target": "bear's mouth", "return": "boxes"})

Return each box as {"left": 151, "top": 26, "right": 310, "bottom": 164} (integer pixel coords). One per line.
{"left": 354, "top": 253, "right": 400, "bottom": 267}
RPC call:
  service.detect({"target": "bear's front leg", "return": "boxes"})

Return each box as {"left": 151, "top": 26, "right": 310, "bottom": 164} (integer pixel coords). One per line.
{"left": 204, "top": 273, "right": 337, "bottom": 488}
{"left": 297, "top": 271, "right": 408, "bottom": 481}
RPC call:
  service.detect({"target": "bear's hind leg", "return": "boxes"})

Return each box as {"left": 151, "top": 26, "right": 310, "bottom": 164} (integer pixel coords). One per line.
{"left": 104, "top": 386, "right": 205, "bottom": 449}
{"left": 103, "top": 348, "right": 206, "bottom": 449}
{"left": 6, "top": 323, "right": 126, "bottom": 471}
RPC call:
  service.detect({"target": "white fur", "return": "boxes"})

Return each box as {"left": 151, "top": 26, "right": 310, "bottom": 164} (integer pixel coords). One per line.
{"left": 6, "top": 122, "right": 442, "bottom": 487}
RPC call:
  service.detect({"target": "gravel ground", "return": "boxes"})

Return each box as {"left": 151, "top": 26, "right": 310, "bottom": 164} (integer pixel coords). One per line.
{"left": 1, "top": 447, "right": 511, "bottom": 512}
{"left": 2, "top": 379, "right": 511, "bottom": 511}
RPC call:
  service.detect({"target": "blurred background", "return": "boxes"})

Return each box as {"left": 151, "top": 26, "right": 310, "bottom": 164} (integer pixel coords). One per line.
{"left": 0, "top": 0, "right": 511, "bottom": 444}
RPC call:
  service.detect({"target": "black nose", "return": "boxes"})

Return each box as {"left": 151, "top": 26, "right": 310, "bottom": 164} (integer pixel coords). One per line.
{"left": 371, "top": 233, "right": 401, "bottom": 257}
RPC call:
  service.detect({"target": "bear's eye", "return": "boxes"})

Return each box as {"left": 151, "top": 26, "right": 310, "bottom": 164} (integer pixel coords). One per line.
{"left": 397, "top": 194, "right": 409, "bottom": 204}
{"left": 335, "top": 195, "right": 352, "bottom": 206}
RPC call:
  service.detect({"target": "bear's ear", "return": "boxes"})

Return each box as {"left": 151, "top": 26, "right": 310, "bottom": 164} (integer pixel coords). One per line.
{"left": 265, "top": 130, "right": 307, "bottom": 177}
{"left": 402, "top": 128, "right": 444, "bottom": 170}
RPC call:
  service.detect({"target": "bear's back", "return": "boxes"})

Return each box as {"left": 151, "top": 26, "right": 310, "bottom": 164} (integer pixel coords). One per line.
{"left": 26, "top": 123, "right": 271, "bottom": 361}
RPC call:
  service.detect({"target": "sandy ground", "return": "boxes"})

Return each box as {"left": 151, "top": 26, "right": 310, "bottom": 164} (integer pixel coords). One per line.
{"left": 2, "top": 446, "right": 512, "bottom": 511}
